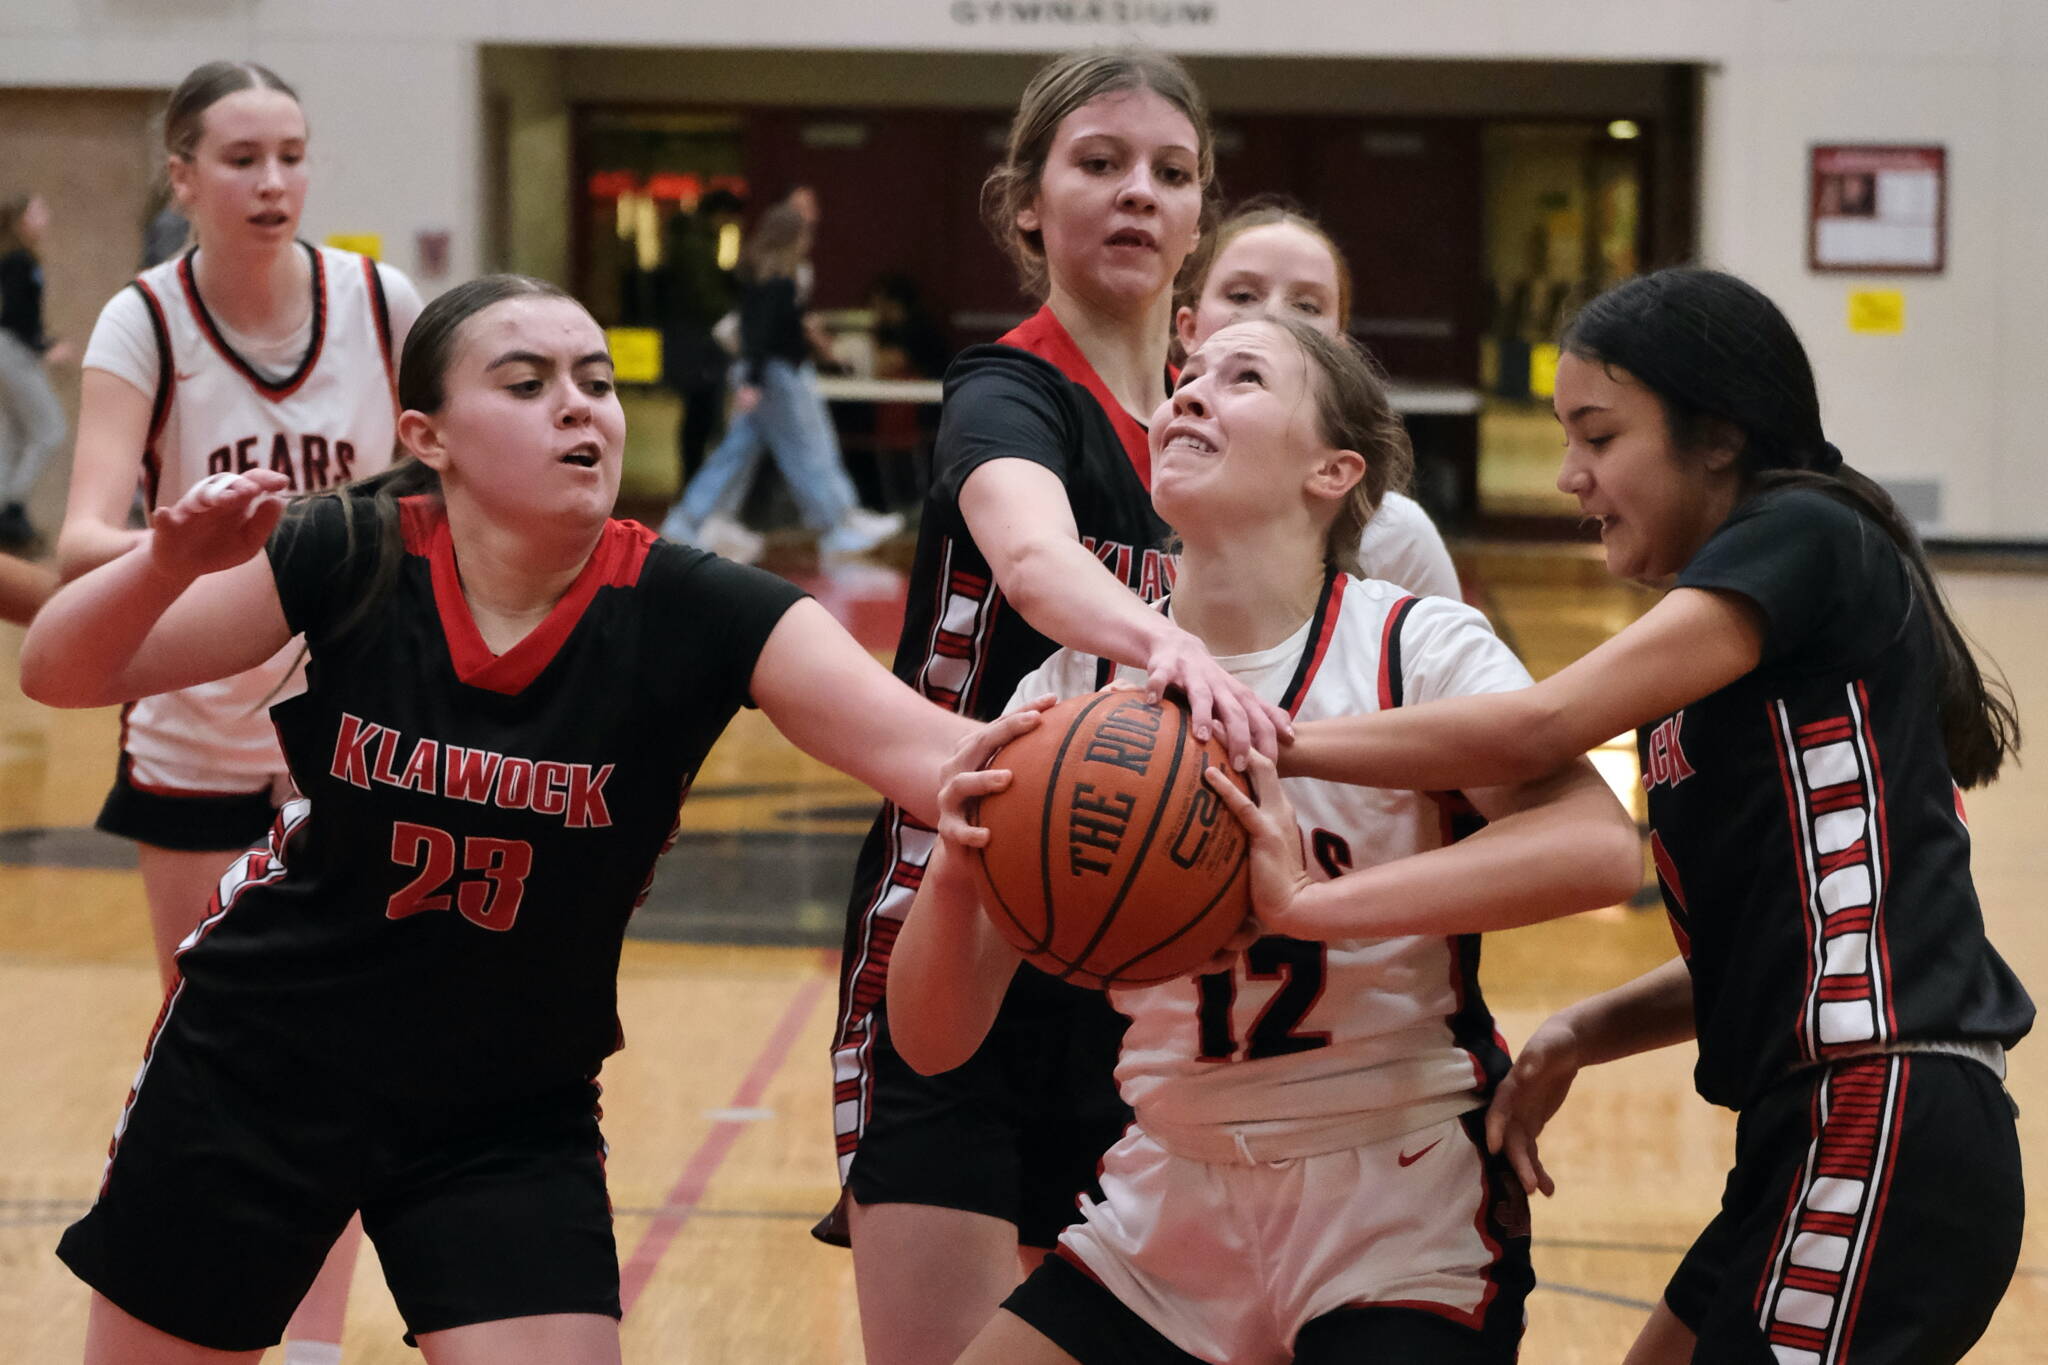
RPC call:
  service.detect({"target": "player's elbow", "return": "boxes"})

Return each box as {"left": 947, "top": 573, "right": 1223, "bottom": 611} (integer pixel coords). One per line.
{"left": 887, "top": 1004, "right": 976, "bottom": 1077}
{"left": 17, "top": 640, "right": 98, "bottom": 709}
{"left": 1571, "top": 801, "right": 1644, "bottom": 908}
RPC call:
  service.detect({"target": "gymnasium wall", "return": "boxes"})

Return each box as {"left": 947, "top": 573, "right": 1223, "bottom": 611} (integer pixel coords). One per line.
{"left": 4, "top": 0, "right": 2046, "bottom": 539}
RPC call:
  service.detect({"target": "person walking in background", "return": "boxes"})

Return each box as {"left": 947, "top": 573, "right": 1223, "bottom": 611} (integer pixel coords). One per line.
{"left": 0, "top": 193, "right": 74, "bottom": 550}
{"left": 658, "top": 188, "right": 740, "bottom": 493}
{"left": 659, "top": 201, "right": 900, "bottom": 563}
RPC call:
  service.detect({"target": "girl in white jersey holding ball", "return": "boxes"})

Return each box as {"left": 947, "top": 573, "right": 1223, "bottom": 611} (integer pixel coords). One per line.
{"left": 54, "top": 59, "right": 423, "bottom": 1365}
{"left": 890, "top": 315, "right": 1639, "bottom": 1364}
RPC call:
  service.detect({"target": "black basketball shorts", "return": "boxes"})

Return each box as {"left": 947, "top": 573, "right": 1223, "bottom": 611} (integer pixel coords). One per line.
{"left": 1666, "top": 1052, "right": 2023, "bottom": 1364}
{"left": 96, "top": 756, "right": 286, "bottom": 853}
{"left": 846, "top": 988, "right": 1132, "bottom": 1251}
{"left": 56, "top": 989, "right": 620, "bottom": 1351}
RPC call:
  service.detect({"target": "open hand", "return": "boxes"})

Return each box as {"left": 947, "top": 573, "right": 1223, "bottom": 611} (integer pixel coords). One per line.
{"left": 1484, "top": 1012, "right": 1585, "bottom": 1197}
{"left": 1145, "top": 625, "right": 1292, "bottom": 770}
{"left": 1204, "top": 749, "right": 1312, "bottom": 935}
{"left": 145, "top": 470, "right": 291, "bottom": 583}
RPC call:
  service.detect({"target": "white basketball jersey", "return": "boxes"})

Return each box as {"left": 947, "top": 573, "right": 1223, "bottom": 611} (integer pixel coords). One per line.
{"left": 1006, "top": 575, "right": 1533, "bottom": 1143}
{"left": 122, "top": 244, "right": 400, "bottom": 788}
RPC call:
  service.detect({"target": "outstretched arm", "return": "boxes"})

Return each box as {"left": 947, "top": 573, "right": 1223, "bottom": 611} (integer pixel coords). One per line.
{"left": 960, "top": 458, "right": 1290, "bottom": 767}
{"left": 1210, "top": 751, "right": 1641, "bottom": 943}
{"left": 748, "top": 598, "right": 979, "bottom": 827}
{"left": 1486, "top": 957, "right": 1696, "bottom": 1196}
{"left": 22, "top": 470, "right": 294, "bottom": 707}
{"left": 884, "top": 708, "right": 1049, "bottom": 1077}
{"left": 1282, "top": 587, "right": 1765, "bottom": 791}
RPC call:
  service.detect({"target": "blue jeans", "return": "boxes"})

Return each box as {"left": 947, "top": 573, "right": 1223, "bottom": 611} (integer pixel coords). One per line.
{"left": 661, "top": 359, "right": 857, "bottom": 537}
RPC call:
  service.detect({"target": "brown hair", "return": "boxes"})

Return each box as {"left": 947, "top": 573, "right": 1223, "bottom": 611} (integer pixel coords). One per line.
{"left": 289, "top": 274, "right": 579, "bottom": 641}
{"left": 740, "top": 202, "right": 811, "bottom": 282}
{"left": 1243, "top": 314, "right": 1412, "bottom": 578}
{"left": 1176, "top": 196, "right": 1353, "bottom": 332}
{"left": 980, "top": 47, "right": 1218, "bottom": 300}
{"left": 163, "top": 61, "right": 302, "bottom": 160}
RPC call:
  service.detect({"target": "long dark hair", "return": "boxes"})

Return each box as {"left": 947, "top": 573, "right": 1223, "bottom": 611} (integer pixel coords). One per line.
{"left": 294, "top": 274, "right": 578, "bottom": 641}
{"left": 1563, "top": 266, "right": 2020, "bottom": 787}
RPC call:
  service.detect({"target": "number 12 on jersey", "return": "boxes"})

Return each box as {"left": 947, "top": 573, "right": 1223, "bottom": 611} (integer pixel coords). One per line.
{"left": 386, "top": 821, "right": 535, "bottom": 931}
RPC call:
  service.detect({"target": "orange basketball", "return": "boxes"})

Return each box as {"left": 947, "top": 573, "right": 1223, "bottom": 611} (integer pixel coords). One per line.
{"left": 967, "top": 691, "right": 1252, "bottom": 990}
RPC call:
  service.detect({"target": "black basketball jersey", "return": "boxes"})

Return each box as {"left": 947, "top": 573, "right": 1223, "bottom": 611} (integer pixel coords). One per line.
{"left": 173, "top": 494, "right": 805, "bottom": 1107}
{"left": 1641, "top": 487, "right": 2032, "bottom": 1111}
{"left": 828, "top": 309, "right": 1173, "bottom": 1164}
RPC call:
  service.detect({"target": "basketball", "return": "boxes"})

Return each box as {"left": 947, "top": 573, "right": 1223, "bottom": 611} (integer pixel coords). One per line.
{"left": 967, "top": 691, "right": 1253, "bottom": 990}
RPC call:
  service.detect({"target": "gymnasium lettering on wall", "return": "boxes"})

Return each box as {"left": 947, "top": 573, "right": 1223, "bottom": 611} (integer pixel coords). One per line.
{"left": 949, "top": 0, "right": 1217, "bottom": 25}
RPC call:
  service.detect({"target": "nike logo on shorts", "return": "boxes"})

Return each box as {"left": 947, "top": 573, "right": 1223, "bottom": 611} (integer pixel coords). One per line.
{"left": 1397, "top": 1138, "right": 1442, "bottom": 1167}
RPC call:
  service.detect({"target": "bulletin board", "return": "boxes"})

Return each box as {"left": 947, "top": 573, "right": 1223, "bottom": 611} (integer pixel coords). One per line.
{"left": 1808, "top": 144, "right": 1946, "bottom": 274}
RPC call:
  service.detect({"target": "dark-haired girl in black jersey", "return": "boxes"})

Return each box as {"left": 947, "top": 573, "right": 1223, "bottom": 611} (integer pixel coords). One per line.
{"left": 1283, "top": 266, "right": 2031, "bottom": 1364}
{"left": 23, "top": 273, "right": 975, "bottom": 1364}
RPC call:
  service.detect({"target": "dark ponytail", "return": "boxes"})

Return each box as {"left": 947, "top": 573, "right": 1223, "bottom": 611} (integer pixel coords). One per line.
{"left": 1563, "top": 267, "right": 2020, "bottom": 788}
{"left": 290, "top": 273, "right": 577, "bottom": 641}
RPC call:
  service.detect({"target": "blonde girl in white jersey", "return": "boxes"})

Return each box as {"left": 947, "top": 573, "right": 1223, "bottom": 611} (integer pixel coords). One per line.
{"left": 54, "top": 59, "right": 422, "bottom": 1365}
{"left": 891, "top": 316, "right": 1639, "bottom": 1365}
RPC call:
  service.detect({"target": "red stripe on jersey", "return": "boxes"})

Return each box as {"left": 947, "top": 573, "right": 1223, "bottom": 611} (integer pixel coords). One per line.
{"left": 1279, "top": 571, "right": 1346, "bottom": 718}
{"left": 362, "top": 255, "right": 399, "bottom": 408}
{"left": 403, "top": 497, "right": 654, "bottom": 694}
{"left": 1767, "top": 701, "right": 1819, "bottom": 1063}
{"left": 1836, "top": 1059, "right": 1908, "bottom": 1363}
{"left": 1854, "top": 680, "right": 1900, "bottom": 1040}
{"left": 1796, "top": 717, "right": 1855, "bottom": 743}
{"left": 178, "top": 244, "right": 330, "bottom": 400}
{"left": 1375, "top": 594, "right": 1418, "bottom": 711}
{"left": 999, "top": 306, "right": 1157, "bottom": 489}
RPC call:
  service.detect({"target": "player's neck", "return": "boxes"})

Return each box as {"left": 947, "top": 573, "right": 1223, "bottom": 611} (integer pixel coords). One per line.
{"left": 439, "top": 502, "right": 603, "bottom": 655}
{"left": 1046, "top": 286, "right": 1173, "bottom": 424}
{"left": 1170, "top": 536, "right": 1325, "bottom": 657}
{"left": 191, "top": 239, "right": 311, "bottom": 339}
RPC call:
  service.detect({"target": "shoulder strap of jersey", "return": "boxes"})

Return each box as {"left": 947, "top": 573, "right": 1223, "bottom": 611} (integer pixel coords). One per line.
{"left": 1375, "top": 593, "right": 1422, "bottom": 710}
{"left": 359, "top": 255, "right": 399, "bottom": 410}
{"left": 129, "top": 277, "right": 176, "bottom": 509}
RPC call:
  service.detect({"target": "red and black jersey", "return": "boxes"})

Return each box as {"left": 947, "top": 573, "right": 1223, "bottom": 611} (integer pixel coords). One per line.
{"left": 172, "top": 494, "right": 805, "bottom": 1107}
{"left": 1643, "top": 487, "right": 2032, "bottom": 1111}
{"left": 827, "top": 308, "right": 1172, "bottom": 1178}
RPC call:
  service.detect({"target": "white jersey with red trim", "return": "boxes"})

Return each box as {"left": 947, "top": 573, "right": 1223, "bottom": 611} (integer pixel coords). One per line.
{"left": 97, "top": 244, "right": 401, "bottom": 788}
{"left": 1005, "top": 573, "right": 1532, "bottom": 1145}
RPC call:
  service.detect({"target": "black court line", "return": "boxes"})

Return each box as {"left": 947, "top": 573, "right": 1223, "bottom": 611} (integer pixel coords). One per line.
{"left": 1530, "top": 1283, "right": 1659, "bottom": 1312}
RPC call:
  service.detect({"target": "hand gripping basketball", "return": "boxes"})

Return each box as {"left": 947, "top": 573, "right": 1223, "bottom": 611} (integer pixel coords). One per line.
{"left": 965, "top": 691, "right": 1253, "bottom": 989}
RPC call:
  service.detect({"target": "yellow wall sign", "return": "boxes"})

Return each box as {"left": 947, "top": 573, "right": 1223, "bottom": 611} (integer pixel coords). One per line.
{"left": 1848, "top": 289, "right": 1906, "bottom": 335}
{"left": 606, "top": 327, "right": 663, "bottom": 385}
{"left": 1527, "top": 342, "right": 1560, "bottom": 399}
{"left": 324, "top": 233, "right": 383, "bottom": 260}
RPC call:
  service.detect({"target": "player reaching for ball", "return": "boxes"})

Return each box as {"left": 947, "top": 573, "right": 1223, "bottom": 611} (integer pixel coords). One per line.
{"left": 22, "top": 274, "right": 979, "bottom": 1363}
{"left": 888, "top": 314, "right": 1641, "bottom": 1365}
{"left": 826, "top": 48, "right": 1290, "bottom": 1365}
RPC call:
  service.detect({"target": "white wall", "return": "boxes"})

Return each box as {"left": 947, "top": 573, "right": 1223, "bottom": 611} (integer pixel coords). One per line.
{"left": 6, "top": 0, "right": 2045, "bottom": 537}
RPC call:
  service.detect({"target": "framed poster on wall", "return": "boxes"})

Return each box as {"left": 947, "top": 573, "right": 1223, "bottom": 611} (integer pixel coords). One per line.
{"left": 1809, "top": 144, "right": 1946, "bottom": 273}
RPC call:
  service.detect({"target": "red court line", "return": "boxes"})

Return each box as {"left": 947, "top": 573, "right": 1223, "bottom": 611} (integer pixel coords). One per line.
{"left": 618, "top": 971, "right": 832, "bottom": 1314}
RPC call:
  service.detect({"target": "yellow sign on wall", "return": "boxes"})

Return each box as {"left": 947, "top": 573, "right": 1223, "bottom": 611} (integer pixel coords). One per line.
{"left": 606, "top": 327, "right": 663, "bottom": 385}
{"left": 324, "top": 233, "right": 383, "bottom": 261}
{"left": 1528, "top": 342, "right": 1560, "bottom": 399}
{"left": 1848, "top": 289, "right": 1906, "bottom": 335}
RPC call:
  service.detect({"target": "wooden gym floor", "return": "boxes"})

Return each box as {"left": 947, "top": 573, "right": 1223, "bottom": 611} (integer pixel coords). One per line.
{"left": 1, "top": 540, "right": 2042, "bottom": 1363}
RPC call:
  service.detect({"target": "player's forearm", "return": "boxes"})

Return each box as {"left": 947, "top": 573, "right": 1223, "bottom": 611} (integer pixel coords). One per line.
{"left": 885, "top": 846, "right": 1018, "bottom": 1076}
{"left": 20, "top": 537, "right": 193, "bottom": 707}
{"left": 55, "top": 517, "right": 148, "bottom": 584}
{"left": 1281, "top": 689, "right": 1577, "bottom": 793}
{"left": 1281, "top": 776, "right": 1640, "bottom": 940}
{"left": 1555, "top": 957, "right": 1697, "bottom": 1067}
{"left": 997, "top": 532, "right": 1174, "bottom": 671}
